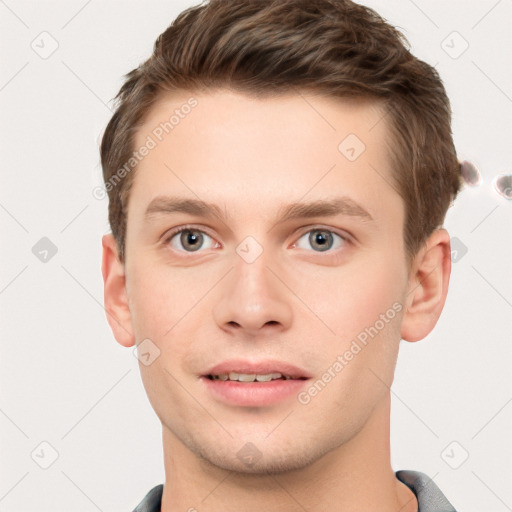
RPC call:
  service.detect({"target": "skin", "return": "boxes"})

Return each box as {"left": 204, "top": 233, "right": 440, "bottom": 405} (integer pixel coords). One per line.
{"left": 102, "top": 89, "right": 452, "bottom": 512}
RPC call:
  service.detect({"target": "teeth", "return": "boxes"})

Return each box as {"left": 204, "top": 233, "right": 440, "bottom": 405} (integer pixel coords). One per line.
{"left": 256, "top": 374, "right": 272, "bottom": 382}
{"left": 236, "top": 373, "right": 256, "bottom": 382}
{"left": 211, "top": 372, "right": 292, "bottom": 382}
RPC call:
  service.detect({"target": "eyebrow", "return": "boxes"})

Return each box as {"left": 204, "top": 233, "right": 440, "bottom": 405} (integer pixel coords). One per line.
{"left": 144, "top": 195, "right": 373, "bottom": 223}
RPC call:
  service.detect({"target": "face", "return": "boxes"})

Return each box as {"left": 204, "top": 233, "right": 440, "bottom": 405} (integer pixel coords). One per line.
{"left": 122, "top": 89, "right": 411, "bottom": 474}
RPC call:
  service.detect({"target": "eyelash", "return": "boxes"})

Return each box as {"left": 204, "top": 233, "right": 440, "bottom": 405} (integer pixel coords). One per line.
{"left": 162, "top": 224, "right": 350, "bottom": 255}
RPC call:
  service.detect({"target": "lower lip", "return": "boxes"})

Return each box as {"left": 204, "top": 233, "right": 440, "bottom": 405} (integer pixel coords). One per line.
{"left": 200, "top": 376, "right": 309, "bottom": 407}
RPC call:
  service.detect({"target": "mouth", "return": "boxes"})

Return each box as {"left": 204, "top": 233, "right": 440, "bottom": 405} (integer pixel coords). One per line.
{"left": 200, "top": 360, "right": 311, "bottom": 406}
{"left": 202, "top": 359, "right": 312, "bottom": 381}
{"left": 205, "top": 372, "right": 308, "bottom": 382}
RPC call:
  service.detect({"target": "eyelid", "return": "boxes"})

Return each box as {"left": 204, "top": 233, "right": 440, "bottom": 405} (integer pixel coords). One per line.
{"left": 162, "top": 224, "right": 217, "bottom": 241}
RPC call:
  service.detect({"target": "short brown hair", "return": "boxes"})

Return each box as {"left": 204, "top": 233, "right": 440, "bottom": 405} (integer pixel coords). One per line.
{"left": 100, "top": 0, "right": 462, "bottom": 264}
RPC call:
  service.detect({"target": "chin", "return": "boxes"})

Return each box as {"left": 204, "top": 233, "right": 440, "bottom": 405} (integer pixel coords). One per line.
{"left": 193, "top": 437, "right": 327, "bottom": 476}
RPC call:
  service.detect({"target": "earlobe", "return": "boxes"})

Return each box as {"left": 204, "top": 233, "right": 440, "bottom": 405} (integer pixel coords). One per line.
{"left": 400, "top": 229, "right": 452, "bottom": 342}
{"left": 101, "top": 234, "right": 135, "bottom": 347}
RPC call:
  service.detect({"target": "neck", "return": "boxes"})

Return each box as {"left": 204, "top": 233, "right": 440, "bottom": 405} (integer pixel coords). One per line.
{"left": 160, "top": 392, "right": 417, "bottom": 512}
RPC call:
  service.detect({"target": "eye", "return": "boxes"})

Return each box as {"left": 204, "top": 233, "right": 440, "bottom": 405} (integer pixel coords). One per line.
{"left": 165, "top": 227, "right": 217, "bottom": 252}
{"left": 294, "top": 228, "right": 346, "bottom": 252}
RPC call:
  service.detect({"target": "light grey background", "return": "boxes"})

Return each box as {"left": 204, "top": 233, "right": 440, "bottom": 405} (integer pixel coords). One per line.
{"left": 1, "top": 1, "right": 511, "bottom": 511}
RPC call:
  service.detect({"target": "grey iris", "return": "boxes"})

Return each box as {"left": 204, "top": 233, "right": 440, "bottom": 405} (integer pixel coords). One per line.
{"left": 181, "top": 229, "right": 203, "bottom": 251}
{"left": 309, "top": 230, "right": 333, "bottom": 251}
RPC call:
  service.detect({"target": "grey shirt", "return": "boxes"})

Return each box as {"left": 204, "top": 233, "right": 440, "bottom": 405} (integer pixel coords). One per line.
{"left": 132, "top": 470, "right": 457, "bottom": 511}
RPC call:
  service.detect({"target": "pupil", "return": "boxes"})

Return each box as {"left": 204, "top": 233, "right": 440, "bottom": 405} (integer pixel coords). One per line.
{"left": 181, "top": 230, "right": 202, "bottom": 251}
{"left": 309, "top": 230, "right": 332, "bottom": 251}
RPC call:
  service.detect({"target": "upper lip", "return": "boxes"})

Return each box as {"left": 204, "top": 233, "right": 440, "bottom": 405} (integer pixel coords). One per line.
{"left": 204, "top": 359, "right": 312, "bottom": 379}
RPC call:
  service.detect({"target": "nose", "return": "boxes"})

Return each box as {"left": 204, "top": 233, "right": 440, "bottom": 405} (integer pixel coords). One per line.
{"left": 212, "top": 249, "right": 293, "bottom": 337}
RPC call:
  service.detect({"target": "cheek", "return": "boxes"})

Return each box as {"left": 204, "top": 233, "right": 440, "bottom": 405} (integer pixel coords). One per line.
{"left": 297, "top": 252, "right": 407, "bottom": 412}
{"left": 296, "top": 252, "right": 407, "bottom": 343}
{"left": 126, "top": 254, "right": 212, "bottom": 340}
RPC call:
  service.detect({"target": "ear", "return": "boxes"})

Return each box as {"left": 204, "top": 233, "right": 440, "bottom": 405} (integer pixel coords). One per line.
{"left": 101, "top": 234, "right": 135, "bottom": 347}
{"left": 400, "top": 229, "right": 452, "bottom": 342}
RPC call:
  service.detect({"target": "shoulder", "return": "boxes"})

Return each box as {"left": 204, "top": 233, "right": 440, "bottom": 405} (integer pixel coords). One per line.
{"left": 396, "top": 470, "right": 457, "bottom": 512}
{"left": 132, "top": 484, "right": 163, "bottom": 512}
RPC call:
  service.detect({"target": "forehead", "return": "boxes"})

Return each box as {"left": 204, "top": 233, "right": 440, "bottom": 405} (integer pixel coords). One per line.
{"left": 129, "top": 89, "right": 401, "bottom": 225}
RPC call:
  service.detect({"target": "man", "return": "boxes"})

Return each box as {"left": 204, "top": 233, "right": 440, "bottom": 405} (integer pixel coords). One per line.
{"left": 100, "top": 1, "right": 462, "bottom": 510}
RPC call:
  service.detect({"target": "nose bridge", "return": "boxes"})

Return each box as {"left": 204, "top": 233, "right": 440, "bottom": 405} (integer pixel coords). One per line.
{"left": 212, "top": 241, "right": 293, "bottom": 334}
{"left": 234, "top": 244, "right": 273, "bottom": 297}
